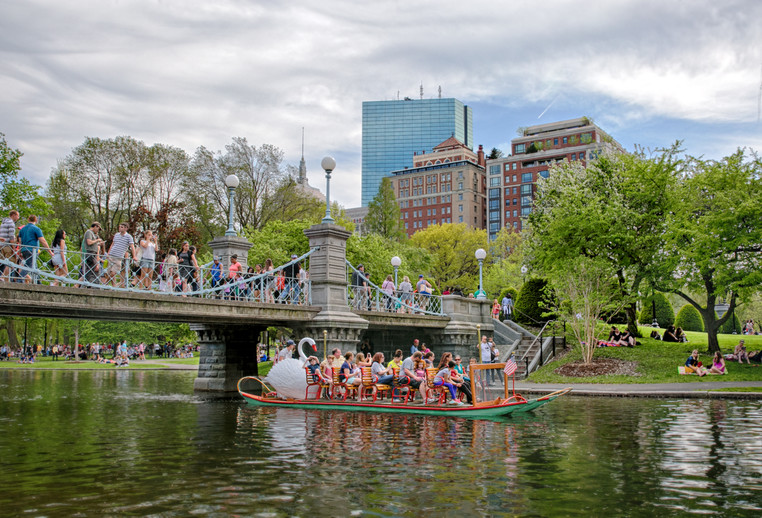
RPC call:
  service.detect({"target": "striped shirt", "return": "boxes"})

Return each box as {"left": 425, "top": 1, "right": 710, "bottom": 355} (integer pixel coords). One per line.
{"left": 0, "top": 217, "right": 16, "bottom": 243}
{"left": 109, "top": 232, "right": 134, "bottom": 259}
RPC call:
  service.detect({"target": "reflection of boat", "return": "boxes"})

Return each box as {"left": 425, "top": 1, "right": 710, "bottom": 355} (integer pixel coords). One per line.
{"left": 237, "top": 364, "right": 570, "bottom": 419}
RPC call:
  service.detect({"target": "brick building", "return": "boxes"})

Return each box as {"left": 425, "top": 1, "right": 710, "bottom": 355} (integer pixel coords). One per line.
{"left": 390, "top": 137, "right": 486, "bottom": 237}
{"left": 486, "top": 117, "right": 623, "bottom": 239}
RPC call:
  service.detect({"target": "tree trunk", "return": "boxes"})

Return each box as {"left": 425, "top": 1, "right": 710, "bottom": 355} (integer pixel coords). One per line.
{"left": 625, "top": 302, "right": 639, "bottom": 336}
{"left": 3, "top": 319, "right": 20, "bottom": 349}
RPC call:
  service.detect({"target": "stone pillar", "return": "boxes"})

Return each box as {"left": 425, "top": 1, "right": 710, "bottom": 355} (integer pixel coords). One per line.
{"left": 192, "top": 324, "right": 262, "bottom": 392}
{"left": 208, "top": 236, "right": 253, "bottom": 270}
{"left": 298, "top": 223, "right": 368, "bottom": 353}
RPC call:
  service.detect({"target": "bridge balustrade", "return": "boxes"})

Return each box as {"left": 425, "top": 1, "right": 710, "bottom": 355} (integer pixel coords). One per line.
{"left": 345, "top": 261, "right": 444, "bottom": 316}
{"left": 0, "top": 243, "right": 314, "bottom": 305}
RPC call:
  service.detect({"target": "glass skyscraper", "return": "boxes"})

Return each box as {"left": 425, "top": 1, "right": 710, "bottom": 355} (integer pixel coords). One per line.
{"left": 361, "top": 98, "right": 473, "bottom": 206}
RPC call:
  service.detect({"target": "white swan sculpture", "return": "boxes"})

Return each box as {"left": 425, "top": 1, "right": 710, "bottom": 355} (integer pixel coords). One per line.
{"left": 264, "top": 337, "right": 317, "bottom": 399}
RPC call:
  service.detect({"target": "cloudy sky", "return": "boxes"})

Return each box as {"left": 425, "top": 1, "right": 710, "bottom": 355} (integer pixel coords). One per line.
{"left": 2, "top": 0, "right": 761, "bottom": 208}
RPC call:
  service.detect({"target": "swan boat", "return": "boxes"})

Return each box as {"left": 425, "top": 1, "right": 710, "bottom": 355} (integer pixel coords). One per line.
{"left": 239, "top": 345, "right": 571, "bottom": 418}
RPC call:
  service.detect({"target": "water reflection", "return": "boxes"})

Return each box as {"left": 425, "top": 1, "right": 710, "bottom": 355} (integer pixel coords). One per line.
{"left": 0, "top": 370, "right": 761, "bottom": 516}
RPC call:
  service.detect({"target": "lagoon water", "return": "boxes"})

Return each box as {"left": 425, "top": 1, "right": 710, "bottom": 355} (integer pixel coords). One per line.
{"left": 1, "top": 369, "right": 761, "bottom": 517}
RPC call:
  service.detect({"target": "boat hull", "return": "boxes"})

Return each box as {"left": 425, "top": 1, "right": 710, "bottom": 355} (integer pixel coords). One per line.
{"left": 238, "top": 391, "right": 565, "bottom": 418}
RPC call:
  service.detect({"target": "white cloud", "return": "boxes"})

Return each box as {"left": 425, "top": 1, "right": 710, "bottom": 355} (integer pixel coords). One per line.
{"left": 2, "top": 0, "right": 761, "bottom": 208}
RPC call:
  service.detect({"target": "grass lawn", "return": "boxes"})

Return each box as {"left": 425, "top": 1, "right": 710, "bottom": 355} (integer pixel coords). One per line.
{"left": 528, "top": 326, "right": 762, "bottom": 384}
{"left": 0, "top": 356, "right": 166, "bottom": 369}
{"left": 149, "top": 357, "right": 200, "bottom": 365}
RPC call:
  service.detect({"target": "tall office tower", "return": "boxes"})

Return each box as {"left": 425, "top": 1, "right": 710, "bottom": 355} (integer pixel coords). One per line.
{"left": 361, "top": 97, "right": 473, "bottom": 206}
{"left": 485, "top": 117, "right": 623, "bottom": 240}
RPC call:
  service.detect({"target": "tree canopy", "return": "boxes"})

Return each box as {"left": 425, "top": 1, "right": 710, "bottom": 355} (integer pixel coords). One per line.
{"left": 365, "top": 177, "right": 404, "bottom": 241}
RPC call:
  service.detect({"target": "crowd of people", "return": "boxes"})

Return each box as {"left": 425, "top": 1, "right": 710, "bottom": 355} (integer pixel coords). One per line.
{"left": 0, "top": 210, "right": 310, "bottom": 303}
{"left": 0, "top": 341, "right": 198, "bottom": 364}
{"left": 276, "top": 336, "right": 507, "bottom": 405}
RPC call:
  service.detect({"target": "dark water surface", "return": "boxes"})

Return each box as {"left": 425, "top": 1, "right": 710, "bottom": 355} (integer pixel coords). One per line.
{"left": 1, "top": 370, "right": 761, "bottom": 517}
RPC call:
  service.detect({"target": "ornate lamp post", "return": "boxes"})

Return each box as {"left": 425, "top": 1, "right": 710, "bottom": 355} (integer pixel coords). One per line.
{"left": 391, "top": 256, "right": 401, "bottom": 287}
{"left": 651, "top": 287, "right": 658, "bottom": 327}
{"left": 521, "top": 265, "right": 528, "bottom": 281}
{"left": 474, "top": 248, "right": 487, "bottom": 300}
{"left": 224, "top": 174, "right": 240, "bottom": 236}
{"left": 321, "top": 156, "right": 336, "bottom": 224}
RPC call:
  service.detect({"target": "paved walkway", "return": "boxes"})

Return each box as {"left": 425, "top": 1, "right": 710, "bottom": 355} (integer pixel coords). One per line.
{"left": 515, "top": 381, "right": 762, "bottom": 399}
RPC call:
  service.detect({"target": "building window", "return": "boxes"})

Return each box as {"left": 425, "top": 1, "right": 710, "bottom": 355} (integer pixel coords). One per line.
{"left": 489, "top": 222, "right": 500, "bottom": 232}
{"left": 490, "top": 199, "right": 499, "bottom": 209}
{"left": 458, "top": 182, "right": 463, "bottom": 190}
{"left": 513, "top": 221, "right": 518, "bottom": 228}
{"left": 513, "top": 210, "right": 518, "bottom": 218}
{"left": 490, "top": 210, "right": 500, "bottom": 221}
{"left": 563, "top": 137, "right": 568, "bottom": 144}
{"left": 521, "top": 172, "right": 532, "bottom": 183}
{"left": 539, "top": 170, "right": 549, "bottom": 178}
{"left": 521, "top": 184, "right": 532, "bottom": 195}
{"left": 505, "top": 210, "right": 511, "bottom": 219}
{"left": 512, "top": 163, "right": 518, "bottom": 170}
{"left": 488, "top": 188, "right": 499, "bottom": 197}
{"left": 521, "top": 207, "right": 532, "bottom": 216}
{"left": 512, "top": 175, "right": 517, "bottom": 182}
{"left": 515, "top": 143, "right": 525, "bottom": 154}
{"left": 489, "top": 164, "right": 501, "bottom": 175}
{"left": 458, "top": 216, "right": 463, "bottom": 223}
{"left": 490, "top": 177, "right": 501, "bottom": 186}
{"left": 521, "top": 195, "right": 532, "bottom": 206}
{"left": 571, "top": 153, "right": 576, "bottom": 161}
{"left": 554, "top": 138, "right": 558, "bottom": 146}
{"left": 458, "top": 204, "right": 463, "bottom": 213}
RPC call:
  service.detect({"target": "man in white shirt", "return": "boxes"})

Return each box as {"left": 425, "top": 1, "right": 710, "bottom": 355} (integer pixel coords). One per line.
{"left": 104, "top": 223, "right": 137, "bottom": 287}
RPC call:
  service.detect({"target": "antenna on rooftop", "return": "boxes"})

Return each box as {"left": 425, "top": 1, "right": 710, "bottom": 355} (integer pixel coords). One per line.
{"left": 438, "top": 85, "right": 442, "bottom": 99}
{"left": 420, "top": 83, "right": 424, "bottom": 99}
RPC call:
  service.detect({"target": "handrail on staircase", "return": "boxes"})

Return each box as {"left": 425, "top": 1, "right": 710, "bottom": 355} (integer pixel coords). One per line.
{"left": 520, "top": 319, "right": 564, "bottom": 377}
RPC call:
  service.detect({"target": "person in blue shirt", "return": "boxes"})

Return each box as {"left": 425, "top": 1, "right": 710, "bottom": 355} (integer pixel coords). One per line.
{"left": 17, "top": 215, "right": 50, "bottom": 283}
{"left": 209, "top": 256, "right": 223, "bottom": 297}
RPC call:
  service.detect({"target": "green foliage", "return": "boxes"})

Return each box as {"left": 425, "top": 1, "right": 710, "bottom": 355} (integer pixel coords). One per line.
{"left": 515, "top": 277, "right": 551, "bottom": 325}
{"left": 487, "top": 147, "right": 504, "bottom": 160}
{"left": 244, "top": 219, "right": 312, "bottom": 267}
{"left": 656, "top": 149, "right": 762, "bottom": 352}
{"left": 365, "top": 177, "right": 404, "bottom": 241}
{"left": 0, "top": 132, "right": 23, "bottom": 183}
{"left": 409, "top": 223, "right": 487, "bottom": 292}
{"left": 639, "top": 292, "right": 674, "bottom": 328}
{"left": 346, "top": 233, "right": 429, "bottom": 287}
{"left": 525, "top": 146, "right": 681, "bottom": 334}
{"left": 675, "top": 304, "right": 704, "bottom": 332}
{"left": 500, "top": 287, "right": 518, "bottom": 301}
{"left": 483, "top": 228, "right": 523, "bottom": 298}
{"left": 718, "top": 311, "right": 741, "bottom": 335}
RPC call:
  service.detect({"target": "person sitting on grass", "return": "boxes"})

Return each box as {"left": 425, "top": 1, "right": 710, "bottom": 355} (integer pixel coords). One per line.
{"left": 685, "top": 350, "right": 706, "bottom": 376}
{"left": 675, "top": 327, "right": 688, "bottom": 343}
{"left": 663, "top": 325, "right": 679, "bottom": 343}
{"left": 733, "top": 340, "right": 751, "bottom": 364}
{"left": 617, "top": 330, "right": 636, "bottom": 347}
{"left": 650, "top": 329, "right": 661, "bottom": 340}
{"left": 708, "top": 351, "right": 726, "bottom": 375}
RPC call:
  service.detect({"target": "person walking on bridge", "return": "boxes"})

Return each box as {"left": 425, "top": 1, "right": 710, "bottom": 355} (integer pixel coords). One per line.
{"left": 17, "top": 214, "right": 50, "bottom": 284}
{"left": 104, "top": 223, "right": 137, "bottom": 287}
{"left": 0, "top": 209, "right": 19, "bottom": 281}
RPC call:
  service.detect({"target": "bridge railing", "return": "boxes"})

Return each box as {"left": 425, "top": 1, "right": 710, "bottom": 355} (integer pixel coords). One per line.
{"left": 0, "top": 243, "right": 315, "bottom": 305}
{"left": 345, "top": 261, "right": 444, "bottom": 316}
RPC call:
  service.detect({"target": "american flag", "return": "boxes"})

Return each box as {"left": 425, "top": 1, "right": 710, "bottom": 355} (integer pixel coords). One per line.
{"left": 503, "top": 356, "right": 517, "bottom": 376}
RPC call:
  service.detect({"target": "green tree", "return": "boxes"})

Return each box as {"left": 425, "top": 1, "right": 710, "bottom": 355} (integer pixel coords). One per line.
{"left": 346, "top": 233, "right": 429, "bottom": 287}
{"left": 487, "top": 147, "right": 504, "bottom": 160}
{"left": 655, "top": 150, "right": 762, "bottom": 353}
{"left": 545, "top": 256, "right": 624, "bottom": 363}
{"left": 675, "top": 304, "right": 704, "bottom": 332}
{"left": 514, "top": 277, "right": 552, "bottom": 325}
{"left": 365, "top": 177, "right": 404, "bottom": 240}
{"left": 483, "top": 228, "right": 523, "bottom": 298}
{"left": 409, "top": 223, "right": 487, "bottom": 293}
{"left": 244, "top": 219, "right": 313, "bottom": 267}
{"left": 526, "top": 146, "right": 680, "bottom": 335}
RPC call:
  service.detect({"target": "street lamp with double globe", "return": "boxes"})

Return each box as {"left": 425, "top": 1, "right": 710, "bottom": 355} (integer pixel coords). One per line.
{"left": 391, "top": 256, "right": 401, "bottom": 287}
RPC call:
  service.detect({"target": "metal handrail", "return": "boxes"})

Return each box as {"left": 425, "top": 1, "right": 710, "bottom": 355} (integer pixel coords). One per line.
{"left": 520, "top": 319, "right": 561, "bottom": 376}
{"left": 0, "top": 243, "right": 315, "bottom": 305}
{"left": 345, "top": 261, "right": 444, "bottom": 316}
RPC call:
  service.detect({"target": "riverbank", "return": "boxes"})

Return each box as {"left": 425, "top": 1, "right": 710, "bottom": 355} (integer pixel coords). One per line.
{"left": 516, "top": 380, "right": 762, "bottom": 399}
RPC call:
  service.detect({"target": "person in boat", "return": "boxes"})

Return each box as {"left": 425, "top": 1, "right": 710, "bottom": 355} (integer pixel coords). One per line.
{"left": 434, "top": 361, "right": 464, "bottom": 405}
{"left": 306, "top": 356, "right": 327, "bottom": 383}
{"left": 708, "top": 351, "right": 726, "bottom": 375}
{"left": 387, "top": 349, "right": 404, "bottom": 371}
{"left": 449, "top": 360, "right": 473, "bottom": 404}
{"left": 684, "top": 350, "right": 706, "bottom": 376}
{"left": 340, "top": 351, "right": 362, "bottom": 391}
{"left": 400, "top": 351, "right": 427, "bottom": 402}
{"left": 422, "top": 351, "right": 435, "bottom": 368}
{"left": 436, "top": 352, "right": 453, "bottom": 371}
{"left": 355, "top": 352, "right": 372, "bottom": 368}
{"left": 319, "top": 356, "right": 335, "bottom": 395}
{"left": 371, "top": 352, "right": 396, "bottom": 395}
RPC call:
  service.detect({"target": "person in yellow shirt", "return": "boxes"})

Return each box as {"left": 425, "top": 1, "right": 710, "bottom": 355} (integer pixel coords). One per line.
{"left": 387, "top": 349, "right": 404, "bottom": 370}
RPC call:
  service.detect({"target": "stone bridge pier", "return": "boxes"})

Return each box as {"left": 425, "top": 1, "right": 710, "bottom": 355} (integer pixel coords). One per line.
{"left": 191, "top": 323, "right": 265, "bottom": 392}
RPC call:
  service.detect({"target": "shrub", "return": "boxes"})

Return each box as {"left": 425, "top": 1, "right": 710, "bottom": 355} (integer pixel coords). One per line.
{"left": 499, "top": 287, "right": 518, "bottom": 301}
{"left": 675, "top": 304, "right": 704, "bottom": 332}
{"left": 515, "top": 278, "right": 552, "bottom": 325}
{"left": 718, "top": 311, "right": 742, "bottom": 334}
{"left": 639, "top": 292, "right": 674, "bottom": 328}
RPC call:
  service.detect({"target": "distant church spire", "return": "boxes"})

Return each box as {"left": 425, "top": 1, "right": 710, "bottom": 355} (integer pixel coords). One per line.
{"left": 298, "top": 127, "right": 307, "bottom": 185}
